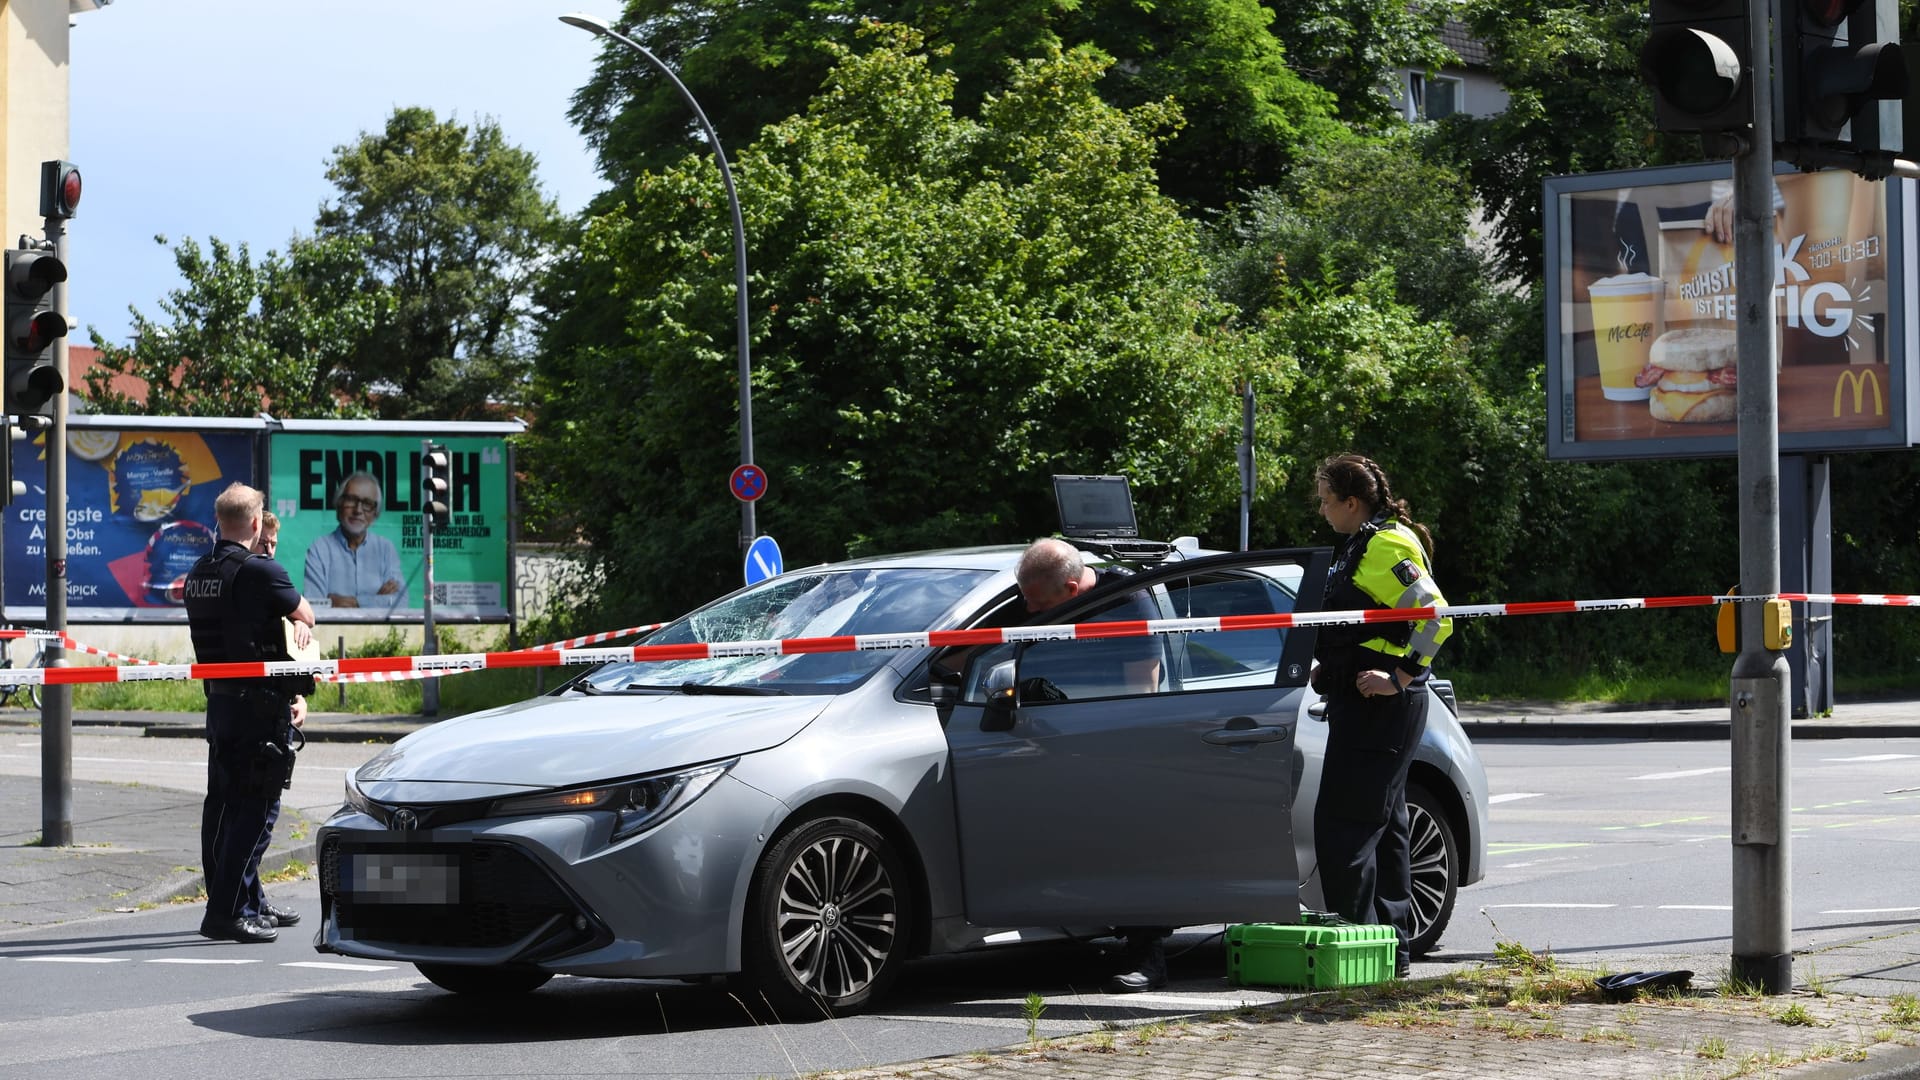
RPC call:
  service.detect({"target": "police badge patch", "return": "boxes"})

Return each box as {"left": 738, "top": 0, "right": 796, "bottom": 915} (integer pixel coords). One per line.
{"left": 1392, "top": 559, "right": 1423, "bottom": 586}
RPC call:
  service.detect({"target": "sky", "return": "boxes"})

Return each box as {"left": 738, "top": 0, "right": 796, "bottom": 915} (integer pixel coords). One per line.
{"left": 68, "top": 0, "right": 612, "bottom": 346}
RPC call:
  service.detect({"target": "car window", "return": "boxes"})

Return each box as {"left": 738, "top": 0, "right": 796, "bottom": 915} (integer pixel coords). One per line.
{"left": 1162, "top": 564, "right": 1301, "bottom": 691}
{"left": 963, "top": 586, "right": 1168, "bottom": 704}
{"left": 582, "top": 567, "right": 989, "bottom": 694}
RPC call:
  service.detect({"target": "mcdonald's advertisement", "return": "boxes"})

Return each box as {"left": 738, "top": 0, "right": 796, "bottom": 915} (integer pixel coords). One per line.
{"left": 3, "top": 426, "right": 256, "bottom": 621}
{"left": 1544, "top": 163, "right": 1916, "bottom": 460}
{"left": 265, "top": 433, "right": 512, "bottom": 622}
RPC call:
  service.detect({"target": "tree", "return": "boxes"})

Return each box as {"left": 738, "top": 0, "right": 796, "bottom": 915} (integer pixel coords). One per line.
{"left": 569, "top": 0, "right": 1344, "bottom": 209}
{"left": 317, "top": 107, "right": 565, "bottom": 419}
{"left": 83, "top": 234, "right": 387, "bottom": 418}
{"left": 1265, "top": 0, "right": 1454, "bottom": 125}
{"left": 532, "top": 27, "right": 1256, "bottom": 621}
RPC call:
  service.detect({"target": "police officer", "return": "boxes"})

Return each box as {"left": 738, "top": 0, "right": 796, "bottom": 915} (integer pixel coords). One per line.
{"left": 185, "top": 483, "right": 316, "bottom": 943}
{"left": 1309, "top": 454, "right": 1452, "bottom": 980}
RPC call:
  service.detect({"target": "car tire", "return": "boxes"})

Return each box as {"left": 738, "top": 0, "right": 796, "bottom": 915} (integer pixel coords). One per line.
{"left": 1405, "top": 782, "right": 1459, "bottom": 958}
{"left": 740, "top": 814, "right": 914, "bottom": 1018}
{"left": 415, "top": 963, "right": 553, "bottom": 996}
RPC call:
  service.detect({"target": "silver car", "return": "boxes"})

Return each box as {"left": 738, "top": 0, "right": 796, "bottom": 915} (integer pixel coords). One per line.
{"left": 315, "top": 544, "right": 1488, "bottom": 1014}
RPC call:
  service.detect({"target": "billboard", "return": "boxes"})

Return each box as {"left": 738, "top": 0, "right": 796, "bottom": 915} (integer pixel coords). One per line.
{"left": 4, "top": 421, "right": 258, "bottom": 621}
{"left": 1544, "top": 163, "right": 1917, "bottom": 460}
{"left": 266, "top": 432, "right": 512, "bottom": 622}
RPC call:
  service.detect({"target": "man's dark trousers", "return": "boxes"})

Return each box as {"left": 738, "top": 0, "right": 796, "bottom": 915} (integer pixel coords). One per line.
{"left": 201, "top": 694, "right": 283, "bottom": 921}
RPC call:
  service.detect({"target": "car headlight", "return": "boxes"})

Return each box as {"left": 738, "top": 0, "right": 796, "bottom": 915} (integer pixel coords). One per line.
{"left": 487, "top": 759, "right": 736, "bottom": 842}
{"left": 342, "top": 769, "right": 375, "bottom": 818}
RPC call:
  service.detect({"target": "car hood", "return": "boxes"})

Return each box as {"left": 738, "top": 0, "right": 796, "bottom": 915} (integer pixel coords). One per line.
{"left": 353, "top": 690, "right": 833, "bottom": 790}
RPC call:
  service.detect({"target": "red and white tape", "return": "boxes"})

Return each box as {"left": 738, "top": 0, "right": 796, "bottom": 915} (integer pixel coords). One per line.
{"left": 4, "top": 591, "right": 1914, "bottom": 689}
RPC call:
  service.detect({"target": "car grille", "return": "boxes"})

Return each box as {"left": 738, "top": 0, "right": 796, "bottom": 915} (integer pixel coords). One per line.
{"left": 321, "top": 838, "right": 601, "bottom": 956}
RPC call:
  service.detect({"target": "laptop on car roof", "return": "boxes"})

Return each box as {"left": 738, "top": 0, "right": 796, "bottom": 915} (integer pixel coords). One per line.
{"left": 1052, "top": 474, "right": 1172, "bottom": 561}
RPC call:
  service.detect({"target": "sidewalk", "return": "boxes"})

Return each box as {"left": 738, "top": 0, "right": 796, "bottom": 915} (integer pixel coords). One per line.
{"left": 3, "top": 698, "right": 1919, "bottom": 1079}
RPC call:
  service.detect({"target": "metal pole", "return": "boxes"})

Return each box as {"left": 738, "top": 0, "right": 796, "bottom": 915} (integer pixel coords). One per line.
{"left": 561, "top": 16, "right": 755, "bottom": 552}
{"left": 1237, "top": 381, "right": 1254, "bottom": 552}
{"left": 40, "top": 218, "right": 71, "bottom": 847}
{"left": 1729, "top": 0, "right": 1791, "bottom": 994}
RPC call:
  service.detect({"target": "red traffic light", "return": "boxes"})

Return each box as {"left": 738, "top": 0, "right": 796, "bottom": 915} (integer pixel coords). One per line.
{"left": 38, "top": 161, "right": 81, "bottom": 220}
{"left": 13, "top": 310, "right": 68, "bottom": 354}
{"left": 1800, "top": 0, "right": 1862, "bottom": 27}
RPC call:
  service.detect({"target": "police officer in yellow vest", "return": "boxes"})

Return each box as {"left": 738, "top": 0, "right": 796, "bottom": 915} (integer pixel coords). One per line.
{"left": 1309, "top": 454, "right": 1452, "bottom": 979}
{"left": 184, "top": 483, "right": 316, "bottom": 943}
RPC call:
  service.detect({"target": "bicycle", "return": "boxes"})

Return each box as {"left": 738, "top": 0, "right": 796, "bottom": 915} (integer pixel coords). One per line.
{"left": 0, "top": 633, "right": 48, "bottom": 711}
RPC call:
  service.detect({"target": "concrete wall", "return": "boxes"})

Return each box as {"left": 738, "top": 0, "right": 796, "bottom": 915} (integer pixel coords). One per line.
{"left": 2, "top": 0, "right": 73, "bottom": 247}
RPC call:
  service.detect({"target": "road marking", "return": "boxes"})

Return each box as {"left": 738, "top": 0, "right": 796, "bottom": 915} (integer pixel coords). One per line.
{"left": 283, "top": 961, "right": 397, "bottom": 971}
{"left": 1599, "top": 816, "right": 1715, "bottom": 830}
{"left": 1825, "top": 754, "right": 1916, "bottom": 762}
{"left": 147, "top": 958, "right": 260, "bottom": 965}
{"left": 15, "top": 956, "right": 129, "bottom": 963}
{"left": 1822, "top": 907, "right": 1920, "bottom": 915}
{"left": 1106, "top": 993, "right": 1263, "bottom": 1007}
{"left": 1658, "top": 904, "right": 1731, "bottom": 911}
{"left": 1474, "top": 895, "right": 1612, "bottom": 903}
{"left": 1489, "top": 793, "right": 1544, "bottom": 804}
{"left": 1630, "top": 766, "right": 1731, "bottom": 781}
{"left": 1487, "top": 842, "right": 1590, "bottom": 855}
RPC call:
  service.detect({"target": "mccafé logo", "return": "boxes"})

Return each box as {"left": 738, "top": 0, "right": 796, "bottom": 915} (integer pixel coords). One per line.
{"left": 1605, "top": 322, "right": 1654, "bottom": 344}
{"left": 1680, "top": 232, "right": 1877, "bottom": 340}
{"left": 1832, "top": 368, "right": 1885, "bottom": 418}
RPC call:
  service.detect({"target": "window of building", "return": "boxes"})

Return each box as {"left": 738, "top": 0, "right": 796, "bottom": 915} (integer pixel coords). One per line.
{"left": 1408, "top": 73, "right": 1464, "bottom": 121}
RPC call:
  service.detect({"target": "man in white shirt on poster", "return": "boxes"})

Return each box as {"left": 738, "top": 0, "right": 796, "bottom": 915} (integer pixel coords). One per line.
{"left": 302, "top": 471, "right": 404, "bottom": 612}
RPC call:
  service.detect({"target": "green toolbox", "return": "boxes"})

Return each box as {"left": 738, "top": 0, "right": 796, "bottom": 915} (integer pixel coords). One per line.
{"left": 1225, "top": 921, "right": 1397, "bottom": 989}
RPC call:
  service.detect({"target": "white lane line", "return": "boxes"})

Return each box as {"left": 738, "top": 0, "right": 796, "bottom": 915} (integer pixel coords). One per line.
{"left": 1489, "top": 793, "right": 1544, "bottom": 804}
{"left": 1482, "top": 895, "right": 1620, "bottom": 903}
{"left": 1658, "top": 905, "right": 1731, "bottom": 911}
{"left": 1821, "top": 906, "right": 1920, "bottom": 915}
{"left": 282, "top": 961, "right": 397, "bottom": 971}
{"left": 1825, "top": 754, "right": 1917, "bottom": 762}
{"left": 1631, "top": 766, "right": 1731, "bottom": 781}
{"left": 1104, "top": 993, "right": 1264, "bottom": 1007}
{"left": 14, "top": 956, "right": 129, "bottom": 963}
{"left": 146, "top": 958, "right": 260, "bottom": 965}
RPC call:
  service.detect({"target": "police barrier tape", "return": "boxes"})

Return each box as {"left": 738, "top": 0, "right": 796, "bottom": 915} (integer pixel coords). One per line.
{"left": 0, "top": 590, "right": 1913, "bottom": 688}
{"left": 314, "top": 624, "right": 669, "bottom": 684}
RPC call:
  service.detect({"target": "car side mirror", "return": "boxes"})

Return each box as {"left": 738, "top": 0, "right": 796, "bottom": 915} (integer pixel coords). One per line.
{"left": 980, "top": 660, "right": 1018, "bottom": 731}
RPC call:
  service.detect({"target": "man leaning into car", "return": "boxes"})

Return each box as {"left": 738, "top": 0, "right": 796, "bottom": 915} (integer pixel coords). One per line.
{"left": 1015, "top": 538, "right": 1170, "bottom": 993}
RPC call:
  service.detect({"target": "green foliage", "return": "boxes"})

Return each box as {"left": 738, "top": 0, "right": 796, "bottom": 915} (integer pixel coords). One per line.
{"left": 318, "top": 106, "right": 566, "bottom": 419}
{"left": 570, "top": 0, "right": 1344, "bottom": 209}
{"left": 534, "top": 28, "right": 1253, "bottom": 623}
{"left": 1266, "top": 0, "right": 1454, "bottom": 125}
{"left": 83, "top": 234, "right": 387, "bottom": 418}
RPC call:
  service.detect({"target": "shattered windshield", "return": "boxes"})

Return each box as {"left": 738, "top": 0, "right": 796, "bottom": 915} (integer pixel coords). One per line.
{"left": 580, "top": 567, "right": 990, "bottom": 695}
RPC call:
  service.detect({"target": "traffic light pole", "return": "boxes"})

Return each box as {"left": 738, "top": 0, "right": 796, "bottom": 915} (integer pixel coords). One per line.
{"left": 39, "top": 217, "right": 71, "bottom": 848}
{"left": 1729, "top": 0, "right": 1791, "bottom": 995}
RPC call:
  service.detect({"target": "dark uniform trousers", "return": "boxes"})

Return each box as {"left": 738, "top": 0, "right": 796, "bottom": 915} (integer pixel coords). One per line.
{"left": 201, "top": 691, "right": 287, "bottom": 922}
{"left": 1312, "top": 681, "right": 1430, "bottom": 970}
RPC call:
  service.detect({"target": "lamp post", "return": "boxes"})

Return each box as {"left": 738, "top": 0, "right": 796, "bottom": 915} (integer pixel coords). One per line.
{"left": 561, "top": 12, "right": 757, "bottom": 551}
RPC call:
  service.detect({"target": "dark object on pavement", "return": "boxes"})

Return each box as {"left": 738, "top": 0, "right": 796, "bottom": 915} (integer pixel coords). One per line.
{"left": 199, "top": 914, "right": 278, "bottom": 944}
{"left": 262, "top": 902, "right": 301, "bottom": 927}
{"left": 1595, "top": 970, "right": 1693, "bottom": 1002}
{"left": 1104, "top": 934, "right": 1168, "bottom": 993}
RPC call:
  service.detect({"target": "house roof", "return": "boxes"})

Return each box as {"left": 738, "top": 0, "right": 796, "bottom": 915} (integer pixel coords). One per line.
{"left": 1440, "top": 19, "right": 1491, "bottom": 68}
{"left": 66, "top": 345, "right": 153, "bottom": 407}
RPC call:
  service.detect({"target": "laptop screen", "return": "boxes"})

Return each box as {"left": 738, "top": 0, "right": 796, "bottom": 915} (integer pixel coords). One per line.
{"left": 1052, "top": 474, "right": 1139, "bottom": 538}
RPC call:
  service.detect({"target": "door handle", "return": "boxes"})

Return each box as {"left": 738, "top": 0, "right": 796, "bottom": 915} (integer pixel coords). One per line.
{"left": 1307, "top": 700, "right": 1327, "bottom": 720}
{"left": 1204, "top": 715, "right": 1288, "bottom": 745}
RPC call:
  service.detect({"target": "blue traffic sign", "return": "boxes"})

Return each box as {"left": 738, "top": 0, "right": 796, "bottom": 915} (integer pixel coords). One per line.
{"left": 744, "top": 535, "right": 783, "bottom": 585}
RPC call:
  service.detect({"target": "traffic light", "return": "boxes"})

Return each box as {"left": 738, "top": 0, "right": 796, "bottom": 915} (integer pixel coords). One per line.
{"left": 0, "top": 417, "right": 21, "bottom": 509}
{"left": 3, "top": 248, "right": 67, "bottom": 419}
{"left": 39, "top": 161, "right": 81, "bottom": 220}
{"left": 1777, "top": 0, "right": 1907, "bottom": 152}
{"left": 421, "top": 443, "right": 451, "bottom": 529}
{"left": 1639, "top": 0, "right": 1753, "bottom": 135}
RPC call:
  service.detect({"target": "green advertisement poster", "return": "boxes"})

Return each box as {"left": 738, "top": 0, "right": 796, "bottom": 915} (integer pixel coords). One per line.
{"left": 267, "top": 433, "right": 512, "bottom": 622}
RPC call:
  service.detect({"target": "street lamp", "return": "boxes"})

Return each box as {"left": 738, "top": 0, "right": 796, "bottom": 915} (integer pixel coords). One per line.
{"left": 561, "top": 12, "right": 757, "bottom": 551}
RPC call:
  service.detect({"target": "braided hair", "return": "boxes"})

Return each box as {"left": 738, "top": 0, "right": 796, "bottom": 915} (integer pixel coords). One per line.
{"left": 1314, "top": 453, "right": 1435, "bottom": 560}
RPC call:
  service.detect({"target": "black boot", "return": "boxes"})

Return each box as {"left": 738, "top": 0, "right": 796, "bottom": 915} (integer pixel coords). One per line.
{"left": 1103, "top": 934, "right": 1167, "bottom": 994}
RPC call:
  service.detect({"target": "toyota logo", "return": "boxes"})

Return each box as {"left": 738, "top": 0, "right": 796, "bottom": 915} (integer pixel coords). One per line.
{"left": 390, "top": 808, "right": 419, "bottom": 831}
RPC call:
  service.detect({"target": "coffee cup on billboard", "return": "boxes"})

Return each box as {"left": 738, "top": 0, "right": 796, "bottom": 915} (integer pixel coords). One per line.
{"left": 1588, "top": 273, "right": 1663, "bottom": 401}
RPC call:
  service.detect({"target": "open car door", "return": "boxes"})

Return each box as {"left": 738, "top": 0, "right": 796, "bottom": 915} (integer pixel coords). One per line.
{"left": 940, "top": 549, "right": 1328, "bottom": 929}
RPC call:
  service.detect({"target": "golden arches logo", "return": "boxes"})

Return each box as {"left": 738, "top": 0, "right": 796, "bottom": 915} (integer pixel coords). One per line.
{"left": 1832, "top": 367, "right": 1885, "bottom": 418}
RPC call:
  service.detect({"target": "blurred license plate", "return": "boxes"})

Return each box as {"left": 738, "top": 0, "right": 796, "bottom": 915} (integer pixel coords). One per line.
{"left": 344, "top": 852, "right": 459, "bottom": 904}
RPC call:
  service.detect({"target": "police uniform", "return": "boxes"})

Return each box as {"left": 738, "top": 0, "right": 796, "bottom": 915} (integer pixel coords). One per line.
{"left": 1311, "top": 515, "right": 1452, "bottom": 975}
{"left": 184, "top": 538, "right": 306, "bottom": 941}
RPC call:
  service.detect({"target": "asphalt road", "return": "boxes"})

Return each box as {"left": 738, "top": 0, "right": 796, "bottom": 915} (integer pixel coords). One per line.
{"left": 0, "top": 732, "right": 1915, "bottom": 1078}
